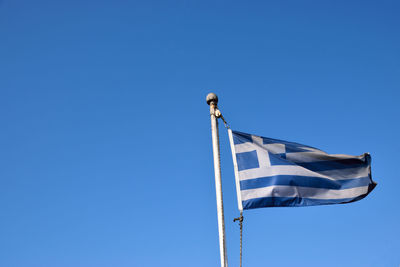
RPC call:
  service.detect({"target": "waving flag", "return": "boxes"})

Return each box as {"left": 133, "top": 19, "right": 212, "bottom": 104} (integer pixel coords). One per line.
{"left": 228, "top": 130, "right": 376, "bottom": 210}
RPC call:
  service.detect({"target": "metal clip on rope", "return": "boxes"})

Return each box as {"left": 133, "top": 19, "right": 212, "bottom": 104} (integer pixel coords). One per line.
{"left": 214, "top": 108, "right": 230, "bottom": 129}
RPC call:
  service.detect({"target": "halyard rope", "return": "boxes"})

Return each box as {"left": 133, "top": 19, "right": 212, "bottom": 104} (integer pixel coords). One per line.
{"left": 234, "top": 212, "right": 244, "bottom": 267}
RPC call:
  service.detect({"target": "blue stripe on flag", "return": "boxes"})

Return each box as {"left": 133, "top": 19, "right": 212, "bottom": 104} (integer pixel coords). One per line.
{"left": 268, "top": 152, "right": 296, "bottom": 165}
{"left": 242, "top": 196, "right": 360, "bottom": 209}
{"left": 242, "top": 197, "right": 356, "bottom": 209}
{"left": 285, "top": 146, "right": 310, "bottom": 153}
{"left": 262, "top": 137, "right": 309, "bottom": 148}
{"left": 295, "top": 158, "right": 369, "bottom": 172}
{"left": 240, "top": 175, "right": 372, "bottom": 190}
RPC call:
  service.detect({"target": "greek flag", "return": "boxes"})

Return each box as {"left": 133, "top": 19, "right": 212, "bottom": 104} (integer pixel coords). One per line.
{"left": 228, "top": 130, "right": 376, "bottom": 210}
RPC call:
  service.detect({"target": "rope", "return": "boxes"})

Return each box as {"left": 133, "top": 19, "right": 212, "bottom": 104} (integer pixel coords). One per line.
{"left": 234, "top": 212, "right": 244, "bottom": 267}
{"left": 220, "top": 113, "right": 230, "bottom": 129}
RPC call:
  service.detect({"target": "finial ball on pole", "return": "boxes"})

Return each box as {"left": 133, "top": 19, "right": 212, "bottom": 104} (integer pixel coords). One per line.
{"left": 206, "top": 93, "right": 218, "bottom": 105}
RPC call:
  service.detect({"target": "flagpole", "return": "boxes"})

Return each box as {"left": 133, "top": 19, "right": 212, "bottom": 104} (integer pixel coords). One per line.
{"left": 206, "top": 93, "right": 228, "bottom": 267}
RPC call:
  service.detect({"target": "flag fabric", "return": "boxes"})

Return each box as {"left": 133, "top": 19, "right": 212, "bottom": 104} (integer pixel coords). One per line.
{"left": 228, "top": 130, "right": 376, "bottom": 210}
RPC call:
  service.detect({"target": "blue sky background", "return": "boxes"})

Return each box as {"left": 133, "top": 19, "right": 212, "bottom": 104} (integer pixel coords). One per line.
{"left": 1, "top": 1, "right": 399, "bottom": 266}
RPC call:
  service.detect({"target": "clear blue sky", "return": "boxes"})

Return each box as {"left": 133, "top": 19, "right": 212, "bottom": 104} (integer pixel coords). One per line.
{"left": 1, "top": 1, "right": 399, "bottom": 266}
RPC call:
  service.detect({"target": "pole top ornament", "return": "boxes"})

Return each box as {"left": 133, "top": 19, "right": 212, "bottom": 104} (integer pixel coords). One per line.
{"left": 206, "top": 93, "right": 218, "bottom": 105}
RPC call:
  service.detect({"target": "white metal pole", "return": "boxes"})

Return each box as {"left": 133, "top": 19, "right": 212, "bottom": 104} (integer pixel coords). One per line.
{"left": 206, "top": 93, "right": 228, "bottom": 267}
